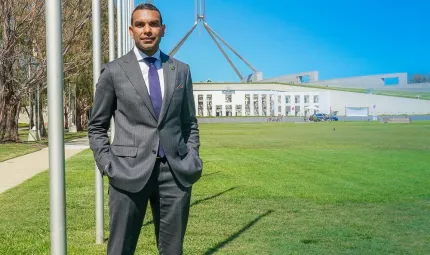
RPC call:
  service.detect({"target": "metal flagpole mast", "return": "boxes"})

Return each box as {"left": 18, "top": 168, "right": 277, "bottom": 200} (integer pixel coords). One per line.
{"left": 93, "top": 0, "right": 104, "bottom": 245}
{"left": 129, "top": 0, "right": 133, "bottom": 50}
{"left": 122, "top": 0, "right": 127, "bottom": 54}
{"left": 117, "top": 0, "right": 123, "bottom": 57}
{"left": 124, "top": 0, "right": 128, "bottom": 52}
{"left": 169, "top": 0, "right": 261, "bottom": 81}
{"left": 45, "top": 0, "right": 67, "bottom": 253}
{"left": 109, "top": 0, "right": 115, "bottom": 61}
{"left": 109, "top": 0, "right": 115, "bottom": 143}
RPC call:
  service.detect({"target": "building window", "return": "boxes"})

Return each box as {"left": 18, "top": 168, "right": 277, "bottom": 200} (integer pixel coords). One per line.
{"left": 225, "top": 94, "right": 232, "bottom": 103}
{"left": 245, "top": 94, "right": 250, "bottom": 105}
{"left": 285, "top": 96, "right": 291, "bottom": 104}
{"left": 253, "top": 94, "right": 259, "bottom": 115}
{"left": 304, "top": 95, "right": 309, "bottom": 104}
{"left": 226, "top": 105, "right": 232, "bottom": 116}
{"left": 314, "top": 95, "right": 319, "bottom": 103}
{"left": 198, "top": 95, "right": 203, "bottom": 116}
{"left": 206, "top": 94, "right": 212, "bottom": 116}
{"left": 216, "top": 105, "right": 222, "bottom": 116}
{"left": 295, "top": 106, "right": 301, "bottom": 116}
{"left": 278, "top": 95, "right": 282, "bottom": 104}
{"left": 236, "top": 105, "right": 242, "bottom": 116}
{"left": 295, "top": 95, "right": 300, "bottom": 104}
{"left": 262, "top": 95, "right": 267, "bottom": 116}
{"left": 285, "top": 106, "right": 291, "bottom": 115}
{"left": 270, "top": 94, "right": 275, "bottom": 116}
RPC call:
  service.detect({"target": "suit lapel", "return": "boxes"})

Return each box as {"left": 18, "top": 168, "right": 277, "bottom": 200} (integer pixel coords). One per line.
{"left": 118, "top": 51, "right": 157, "bottom": 121}
{"left": 158, "top": 52, "right": 177, "bottom": 124}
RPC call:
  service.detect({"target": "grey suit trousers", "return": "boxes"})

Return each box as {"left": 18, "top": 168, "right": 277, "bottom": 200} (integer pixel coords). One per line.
{"left": 107, "top": 160, "right": 192, "bottom": 255}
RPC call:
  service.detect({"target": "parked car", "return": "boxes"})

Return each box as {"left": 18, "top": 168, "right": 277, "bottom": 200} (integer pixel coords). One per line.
{"left": 310, "top": 113, "right": 338, "bottom": 122}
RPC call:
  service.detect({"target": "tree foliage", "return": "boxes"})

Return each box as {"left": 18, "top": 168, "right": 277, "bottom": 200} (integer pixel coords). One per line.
{"left": 0, "top": 0, "right": 109, "bottom": 142}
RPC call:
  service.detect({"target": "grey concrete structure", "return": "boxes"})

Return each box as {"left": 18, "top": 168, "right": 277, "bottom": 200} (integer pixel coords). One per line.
{"left": 263, "top": 71, "right": 318, "bottom": 84}
{"left": 265, "top": 70, "right": 430, "bottom": 91}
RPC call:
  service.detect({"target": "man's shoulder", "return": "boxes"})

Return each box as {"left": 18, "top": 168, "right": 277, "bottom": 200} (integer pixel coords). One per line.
{"left": 102, "top": 51, "right": 133, "bottom": 69}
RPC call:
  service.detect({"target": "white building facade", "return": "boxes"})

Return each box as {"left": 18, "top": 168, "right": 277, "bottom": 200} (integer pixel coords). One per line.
{"left": 192, "top": 87, "right": 324, "bottom": 117}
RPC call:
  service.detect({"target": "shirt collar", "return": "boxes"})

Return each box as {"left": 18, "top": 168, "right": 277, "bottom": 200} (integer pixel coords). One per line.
{"left": 134, "top": 47, "right": 161, "bottom": 62}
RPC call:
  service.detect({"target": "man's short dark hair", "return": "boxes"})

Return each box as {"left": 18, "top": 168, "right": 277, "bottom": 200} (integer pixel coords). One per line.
{"left": 131, "top": 3, "right": 163, "bottom": 25}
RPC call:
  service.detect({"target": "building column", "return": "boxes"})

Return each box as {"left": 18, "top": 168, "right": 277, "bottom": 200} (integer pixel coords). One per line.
{"left": 212, "top": 99, "right": 216, "bottom": 117}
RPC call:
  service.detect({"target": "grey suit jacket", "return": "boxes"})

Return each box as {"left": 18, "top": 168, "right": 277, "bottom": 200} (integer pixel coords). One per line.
{"left": 88, "top": 50, "right": 202, "bottom": 193}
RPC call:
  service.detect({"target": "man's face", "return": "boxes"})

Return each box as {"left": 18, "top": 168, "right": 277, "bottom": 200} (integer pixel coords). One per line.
{"left": 129, "top": 9, "right": 165, "bottom": 56}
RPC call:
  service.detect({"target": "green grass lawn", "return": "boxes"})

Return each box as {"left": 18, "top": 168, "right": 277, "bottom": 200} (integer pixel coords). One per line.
{"left": 0, "top": 131, "right": 88, "bottom": 162}
{"left": 1, "top": 122, "right": 430, "bottom": 254}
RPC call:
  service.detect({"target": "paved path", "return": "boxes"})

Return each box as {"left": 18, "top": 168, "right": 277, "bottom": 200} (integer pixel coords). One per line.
{"left": 0, "top": 137, "right": 90, "bottom": 194}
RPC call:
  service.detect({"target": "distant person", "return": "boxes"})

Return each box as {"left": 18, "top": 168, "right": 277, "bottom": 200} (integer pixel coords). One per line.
{"left": 88, "top": 3, "right": 203, "bottom": 254}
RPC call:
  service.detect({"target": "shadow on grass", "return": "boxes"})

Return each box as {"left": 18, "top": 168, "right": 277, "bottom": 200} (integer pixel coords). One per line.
{"left": 143, "top": 187, "right": 237, "bottom": 227}
{"left": 204, "top": 210, "right": 274, "bottom": 255}
{"left": 201, "top": 171, "right": 221, "bottom": 178}
{"left": 190, "top": 187, "right": 236, "bottom": 207}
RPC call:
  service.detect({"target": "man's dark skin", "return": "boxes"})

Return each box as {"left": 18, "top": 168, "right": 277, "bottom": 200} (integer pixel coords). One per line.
{"left": 129, "top": 9, "right": 165, "bottom": 57}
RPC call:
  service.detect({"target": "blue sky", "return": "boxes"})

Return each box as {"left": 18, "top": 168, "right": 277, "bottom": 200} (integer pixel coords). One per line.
{"left": 144, "top": 0, "right": 429, "bottom": 82}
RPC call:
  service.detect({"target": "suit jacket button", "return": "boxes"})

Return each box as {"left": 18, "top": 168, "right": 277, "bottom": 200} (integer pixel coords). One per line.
{"left": 152, "top": 150, "right": 156, "bottom": 154}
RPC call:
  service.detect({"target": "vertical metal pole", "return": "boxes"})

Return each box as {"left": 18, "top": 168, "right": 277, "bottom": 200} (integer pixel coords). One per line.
{"left": 123, "top": 0, "right": 127, "bottom": 53}
{"left": 109, "top": 0, "right": 115, "bottom": 143}
{"left": 126, "top": 0, "right": 130, "bottom": 52}
{"left": 131, "top": 0, "right": 134, "bottom": 49}
{"left": 122, "top": 0, "right": 126, "bottom": 55}
{"left": 37, "top": 84, "right": 40, "bottom": 137}
{"left": 109, "top": 0, "right": 115, "bottom": 61}
{"left": 117, "top": 0, "right": 122, "bottom": 57}
{"left": 45, "top": 0, "right": 67, "bottom": 253}
{"left": 93, "top": 0, "right": 104, "bottom": 245}
{"left": 129, "top": 0, "right": 132, "bottom": 50}
{"left": 125, "top": 0, "right": 128, "bottom": 52}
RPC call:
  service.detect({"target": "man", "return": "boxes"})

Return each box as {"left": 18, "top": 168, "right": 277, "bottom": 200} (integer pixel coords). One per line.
{"left": 88, "top": 3, "right": 202, "bottom": 254}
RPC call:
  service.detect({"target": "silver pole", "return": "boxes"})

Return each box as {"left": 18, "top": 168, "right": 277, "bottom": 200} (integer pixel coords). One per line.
{"left": 92, "top": 0, "right": 104, "bottom": 245}
{"left": 205, "top": 24, "right": 258, "bottom": 72}
{"left": 130, "top": 0, "right": 134, "bottom": 50}
{"left": 117, "top": 0, "right": 122, "bottom": 57}
{"left": 109, "top": 0, "right": 115, "bottom": 61}
{"left": 45, "top": 0, "right": 67, "bottom": 253}
{"left": 124, "top": 0, "right": 127, "bottom": 52}
{"left": 109, "top": 0, "right": 115, "bottom": 142}
{"left": 122, "top": 0, "right": 126, "bottom": 55}
{"left": 126, "top": 0, "right": 129, "bottom": 51}
{"left": 169, "top": 22, "right": 198, "bottom": 57}
{"left": 37, "top": 84, "right": 40, "bottom": 137}
{"left": 128, "top": 0, "right": 131, "bottom": 51}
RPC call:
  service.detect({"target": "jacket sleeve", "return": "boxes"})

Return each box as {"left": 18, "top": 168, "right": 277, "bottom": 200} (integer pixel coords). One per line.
{"left": 180, "top": 64, "right": 200, "bottom": 153}
{"left": 88, "top": 64, "right": 116, "bottom": 173}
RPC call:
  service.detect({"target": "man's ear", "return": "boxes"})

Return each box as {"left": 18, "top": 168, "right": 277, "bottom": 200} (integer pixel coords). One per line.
{"left": 129, "top": 25, "right": 133, "bottom": 37}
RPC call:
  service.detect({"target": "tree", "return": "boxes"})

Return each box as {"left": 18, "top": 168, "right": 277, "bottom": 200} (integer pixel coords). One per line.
{"left": 0, "top": 0, "right": 108, "bottom": 142}
{"left": 409, "top": 73, "right": 429, "bottom": 84}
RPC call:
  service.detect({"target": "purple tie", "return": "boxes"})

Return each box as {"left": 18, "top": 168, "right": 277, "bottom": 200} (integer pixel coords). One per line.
{"left": 144, "top": 57, "right": 164, "bottom": 158}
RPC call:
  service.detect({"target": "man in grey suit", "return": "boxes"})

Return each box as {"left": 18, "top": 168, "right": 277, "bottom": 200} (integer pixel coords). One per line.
{"left": 88, "top": 3, "right": 202, "bottom": 254}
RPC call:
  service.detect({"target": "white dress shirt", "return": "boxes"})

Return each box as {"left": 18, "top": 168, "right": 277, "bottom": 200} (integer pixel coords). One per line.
{"left": 133, "top": 47, "right": 165, "bottom": 99}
